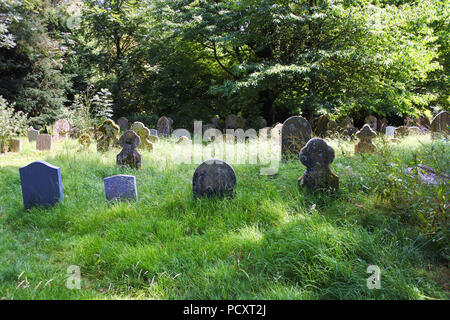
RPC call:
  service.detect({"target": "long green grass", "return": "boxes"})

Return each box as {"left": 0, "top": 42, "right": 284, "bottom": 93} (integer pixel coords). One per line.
{"left": 0, "top": 134, "right": 448, "bottom": 299}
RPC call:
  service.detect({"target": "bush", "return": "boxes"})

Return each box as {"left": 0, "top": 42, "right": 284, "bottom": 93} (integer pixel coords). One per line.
{"left": 0, "top": 96, "right": 28, "bottom": 152}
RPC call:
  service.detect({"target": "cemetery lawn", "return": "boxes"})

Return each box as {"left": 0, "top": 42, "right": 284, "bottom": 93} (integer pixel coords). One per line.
{"left": 0, "top": 136, "right": 448, "bottom": 300}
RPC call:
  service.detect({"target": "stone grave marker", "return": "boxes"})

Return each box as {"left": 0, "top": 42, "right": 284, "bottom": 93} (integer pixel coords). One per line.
{"left": 9, "top": 139, "right": 21, "bottom": 152}
{"left": 135, "top": 126, "right": 154, "bottom": 151}
{"left": 104, "top": 175, "right": 138, "bottom": 201}
{"left": 19, "top": 161, "right": 64, "bottom": 209}
{"left": 298, "top": 138, "right": 339, "bottom": 190}
{"left": 97, "top": 119, "right": 120, "bottom": 152}
{"left": 385, "top": 126, "right": 396, "bottom": 137}
{"left": 365, "top": 115, "right": 377, "bottom": 131}
{"left": 281, "top": 116, "right": 312, "bottom": 158}
{"left": 117, "top": 130, "right": 142, "bottom": 169}
{"left": 173, "top": 128, "right": 191, "bottom": 140}
{"left": 431, "top": 110, "right": 449, "bottom": 137}
{"left": 27, "top": 127, "right": 39, "bottom": 142}
{"left": 53, "top": 119, "right": 70, "bottom": 141}
{"left": 355, "top": 124, "right": 376, "bottom": 153}
{"left": 130, "top": 121, "right": 145, "bottom": 132}
{"left": 150, "top": 129, "right": 157, "bottom": 136}
{"left": 78, "top": 133, "right": 92, "bottom": 150}
{"left": 36, "top": 134, "right": 52, "bottom": 151}
{"left": 117, "top": 117, "right": 129, "bottom": 131}
{"left": 193, "top": 159, "right": 236, "bottom": 198}
{"left": 157, "top": 116, "right": 172, "bottom": 137}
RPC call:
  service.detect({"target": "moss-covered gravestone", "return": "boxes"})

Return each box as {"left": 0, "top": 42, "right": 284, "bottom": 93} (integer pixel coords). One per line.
{"left": 117, "top": 130, "right": 142, "bottom": 169}
{"left": 193, "top": 159, "right": 236, "bottom": 198}
{"left": 355, "top": 124, "right": 376, "bottom": 154}
{"left": 97, "top": 120, "right": 120, "bottom": 152}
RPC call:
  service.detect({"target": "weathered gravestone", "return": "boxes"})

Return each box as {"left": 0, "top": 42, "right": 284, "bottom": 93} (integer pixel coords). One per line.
{"left": 225, "top": 114, "right": 246, "bottom": 130}
{"left": 365, "top": 115, "right": 378, "bottom": 131}
{"left": 53, "top": 119, "right": 70, "bottom": 141}
{"left": 27, "top": 127, "right": 39, "bottom": 142}
{"left": 150, "top": 129, "right": 157, "bottom": 136}
{"left": 117, "top": 130, "right": 142, "bottom": 169}
{"left": 298, "top": 138, "right": 339, "bottom": 191}
{"left": 281, "top": 116, "right": 312, "bottom": 159}
{"left": 157, "top": 116, "right": 172, "bottom": 137}
{"left": 78, "top": 133, "right": 92, "bottom": 150}
{"left": 355, "top": 124, "right": 376, "bottom": 153}
{"left": 130, "top": 121, "right": 145, "bottom": 132}
{"left": 193, "top": 159, "right": 236, "bottom": 198}
{"left": 430, "top": 110, "right": 449, "bottom": 137}
{"left": 97, "top": 119, "right": 120, "bottom": 152}
{"left": 9, "top": 139, "right": 21, "bottom": 152}
{"left": 394, "top": 126, "right": 410, "bottom": 137}
{"left": 378, "top": 118, "right": 388, "bottom": 133}
{"left": 135, "top": 127, "right": 154, "bottom": 151}
{"left": 385, "top": 126, "right": 396, "bottom": 137}
{"left": 314, "top": 115, "right": 329, "bottom": 137}
{"left": 19, "top": 161, "right": 64, "bottom": 209}
{"left": 36, "top": 134, "right": 52, "bottom": 151}
{"left": 173, "top": 128, "right": 191, "bottom": 139}
{"left": 117, "top": 117, "right": 129, "bottom": 132}
{"left": 104, "top": 175, "right": 138, "bottom": 201}
{"left": 176, "top": 136, "right": 191, "bottom": 145}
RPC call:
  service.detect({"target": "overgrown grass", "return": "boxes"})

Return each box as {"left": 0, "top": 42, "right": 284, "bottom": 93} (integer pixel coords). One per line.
{"left": 0, "top": 134, "right": 448, "bottom": 299}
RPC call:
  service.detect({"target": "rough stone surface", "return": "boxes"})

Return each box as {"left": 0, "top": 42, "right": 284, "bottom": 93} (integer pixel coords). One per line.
{"left": 193, "top": 159, "right": 237, "bottom": 198}
{"left": 117, "top": 117, "right": 129, "bottom": 131}
{"left": 355, "top": 124, "right": 376, "bottom": 153}
{"left": 53, "top": 119, "right": 70, "bottom": 141}
{"left": 385, "top": 126, "right": 396, "bottom": 137}
{"left": 394, "top": 126, "right": 410, "bottom": 137}
{"left": 9, "top": 139, "right": 21, "bottom": 152}
{"left": 130, "top": 121, "right": 145, "bottom": 132}
{"left": 298, "top": 138, "right": 339, "bottom": 190}
{"left": 117, "top": 130, "right": 142, "bottom": 169}
{"left": 27, "top": 127, "right": 39, "bottom": 142}
{"left": 78, "top": 133, "right": 92, "bottom": 149}
{"left": 314, "top": 115, "right": 329, "bottom": 137}
{"left": 97, "top": 120, "right": 120, "bottom": 152}
{"left": 365, "top": 115, "right": 377, "bottom": 131}
{"left": 36, "top": 134, "right": 52, "bottom": 151}
{"left": 281, "top": 116, "right": 312, "bottom": 158}
{"left": 19, "top": 161, "right": 64, "bottom": 209}
{"left": 157, "top": 116, "right": 172, "bottom": 137}
{"left": 173, "top": 128, "right": 191, "bottom": 139}
{"left": 104, "top": 175, "right": 138, "bottom": 201}
{"left": 135, "top": 126, "right": 154, "bottom": 151}
{"left": 431, "top": 111, "right": 449, "bottom": 137}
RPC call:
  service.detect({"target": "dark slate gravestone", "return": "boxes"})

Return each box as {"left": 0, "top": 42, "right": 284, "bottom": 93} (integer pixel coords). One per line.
{"left": 104, "top": 175, "right": 137, "bottom": 201}
{"left": 157, "top": 116, "right": 172, "bottom": 137}
{"left": 193, "top": 159, "right": 236, "bottom": 198}
{"left": 117, "top": 117, "right": 129, "bottom": 132}
{"left": 19, "top": 161, "right": 64, "bottom": 209}
{"left": 281, "top": 116, "right": 311, "bottom": 159}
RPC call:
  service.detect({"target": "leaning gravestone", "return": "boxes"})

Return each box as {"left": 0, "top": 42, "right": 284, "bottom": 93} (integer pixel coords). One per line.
{"left": 27, "top": 127, "right": 39, "bottom": 142}
{"left": 53, "top": 119, "right": 70, "bottom": 141}
{"left": 193, "top": 159, "right": 237, "bottom": 198}
{"left": 281, "top": 116, "right": 312, "bottom": 159}
{"left": 157, "top": 116, "right": 172, "bottom": 137}
{"left": 365, "top": 115, "right": 377, "bottom": 131}
{"left": 298, "top": 138, "right": 339, "bottom": 191}
{"left": 117, "top": 130, "right": 142, "bottom": 169}
{"left": 36, "top": 134, "right": 52, "bottom": 151}
{"left": 19, "top": 161, "right": 64, "bottom": 209}
{"left": 117, "top": 117, "right": 129, "bottom": 132}
{"left": 385, "top": 126, "right": 396, "bottom": 137}
{"left": 9, "top": 139, "right": 21, "bottom": 153}
{"left": 430, "top": 110, "right": 449, "bottom": 137}
{"left": 355, "top": 124, "right": 376, "bottom": 153}
{"left": 104, "top": 175, "right": 138, "bottom": 201}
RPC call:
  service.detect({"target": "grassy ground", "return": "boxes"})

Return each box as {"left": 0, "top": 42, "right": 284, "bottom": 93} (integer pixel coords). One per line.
{"left": 0, "top": 134, "right": 448, "bottom": 299}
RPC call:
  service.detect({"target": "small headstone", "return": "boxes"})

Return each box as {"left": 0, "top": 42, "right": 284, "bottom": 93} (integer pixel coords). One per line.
{"left": 9, "top": 139, "right": 21, "bottom": 153}
{"left": 385, "top": 126, "right": 396, "bottom": 137}
{"left": 430, "top": 111, "right": 449, "bottom": 137}
{"left": 97, "top": 120, "right": 120, "bottom": 152}
{"left": 104, "top": 175, "right": 138, "bottom": 201}
{"left": 365, "top": 115, "right": 377, "bottom": 131}
{"left": 117, "top": 130, "right": 142, "bottom": 169}
{"left": 69, "top": 126, "right": 80, "bottom": 139}
{"left": 53, "top": 119, "right": 70, "bottom": 141}
{"left": 355, "top": 124, "right": 376, "bottom": 153}
{"left": 225, "top": 114, "right": 245, "bottom": 129}
{"left": 281, "top": 116, "right": 312, "bottom": 158}
{"left": 298, "top": 138, "right": 339, "bottom": 190}
{"left": 78, "top": 133, "right": 92, "bottom": 150}
{"left": 157, "top": 116, "right": 172, "bottom": 137}
{"left": 130, "top": 121, "right": 145, "bottom": 132}
{"left": 19, "top": 161, "right": 64, "bottom": 209}
{"left": 314, "top": 115, "right": 329, "bottom": 137}
{"left": 211, "top": 116, "right": 220, "bottom": 128}
{"left": 117, "top": 117, "right": 129, "bottom": 131}
{"left": 135, "top": 127, "right": 154, "bottom": 151}
{"left": 173, "top": 128, "right": 191, "bottom": 139}
{"left": 193, "top": 159, "right": 237, "bottom": 198}
{"left": 150, "top": 129, "right": 157, "bottom": 136}
{"left": 394, "top": 126, "right": 409, "bottom": 137}
{"left": 27, "top": 127, "right": 39, "bottom": 142}
{"left": 36, "top": 134, "right": 52, "bottom": 151}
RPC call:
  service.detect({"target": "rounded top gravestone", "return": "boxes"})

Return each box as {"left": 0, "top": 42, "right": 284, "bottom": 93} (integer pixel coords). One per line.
{"left": 157, "top": 116, "right": 172, "bottom": 137}
{"left": 130, "top": 121, "right": 145, "bottom": 132}
{"left": 365, "top": 115, "right": 377, "bottom": 131}
{"left": 193, "top": 159, "right": 237, "bottom": 198}
{"left": 431, "top": 110, "right": 449, "bottom": 136}
{"left": 53, "top": 119, "right": 70, "bottom": 141}
{"left": 27, "top": 127, "right": 39, "bottom": 142}
{"left": 281, "top": 116, "right": 312, "bottom": 158}
{"left": 173, "top": 128, "right": 191, "bottom": 140}
{"left": 117, "top": 117, "right": 129, "bottom": 131}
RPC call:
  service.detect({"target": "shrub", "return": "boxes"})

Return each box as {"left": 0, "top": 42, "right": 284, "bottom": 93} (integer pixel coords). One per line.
{"left": 0, "top": 96, "right": 28, "bottom": 152}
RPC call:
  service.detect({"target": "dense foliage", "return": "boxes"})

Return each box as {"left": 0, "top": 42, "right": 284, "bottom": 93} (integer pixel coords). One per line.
{"left": 0, "top": 0, "right": 449, "bottom": 128}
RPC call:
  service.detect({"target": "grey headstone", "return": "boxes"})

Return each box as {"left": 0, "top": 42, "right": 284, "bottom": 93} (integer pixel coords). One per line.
{"left": 53, "top": 119, "right": 70, "bottom": 141}
{"left": 365, "top": 115, "right": 377, "bottom": 131}
{"left": 104, "top": 175, "right": 138, "bottom": 201}
{"left": 172, "top": 128, "right": 191, "bottom": 139}
{"left": 150, "top": 129, "right": 157, "bottom": 136}
{"left": 193, "top": 159, "right": 237, "bottom": 198}
{"left": 27, "top": 127, "right": 39, "bottom": 142}
{"left": 19, "top": 161, "right": 64, "bottom": 209}
{"left": 117, "top": 130, "right": 142, "bottom": 169}
{"left": 36, "top": 134, "right": 52, "bottom": 151}
{"left": 157, "top": 116, "right": 172, "bottom": 137}
{"left": 117, "top": 117, "right": 129, "bottom": 131}
{"left": 385, "top": 126, "right": 396, "bottom": 137}
{"left": 281, "top": 116, "right": 311, "bottom": 158}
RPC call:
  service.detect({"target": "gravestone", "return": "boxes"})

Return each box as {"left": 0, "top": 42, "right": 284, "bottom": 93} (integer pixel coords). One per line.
{"left": 97, "top": 119, "right": 120, "bottom": 152}
{"left": 27, "top": 127, "right": 39, "bottom": 142}
{"left": 78, "top": 133, "right": 92, "bottom": 150}
{"left": 259, "top": 127, "right": 271, "bottom": 139}
{"left": 355, "top": 124, "right": 376, "bottom": 153}
{"left": 36, "top": 134, "right": 52, "bottom": 151}
{"left": 19, "top": 161, "right": 64, "bottom": 209}
{"left": 385, "top": 126, "right": 396, "bottom": 137}
{"left": 157, "top": 116, "right": 172, "bottom": 137}
{"left": 394, "top": 126, "right": 409, "bottom": 137}
{"left": 211, "top": 116, "right": 219, "bottom": 128}
{"left": 117, "top": 130, "right": 142, "bottom": 169}
{"left": 173, "top": 128, "right": 191, "bottom": 139}
{"left": 281, "top": 116, "right": 312, "bottom": 158}
{"left": 69, "top": 126, "right": 80, "bottom": 139}
{"left": 130, "top": 121, "right": 145, "bottom": 132}
{"left": 314, "top": 115, "right": 329, "bottom": 137}
{"left": 365, "top": 115, "right": 377, "bottom": 131}
{"left": 298, "top": 138, "right": 339, "bottom": 190}
{"left": 378, "top": 118, "right": 388, "bottom": 133}
{"left": 104, "top": 175, "right": 138, "bottom": 201}
{"left": 9, "top": 139, "right": 21, "bottom": 152}
{"left": 150, "top": 129, "right": 157, "bottom": 136}
{"left": 176, "top": 136, "right": 191, "bottom": 144}
{"left": 417, "top": 117, "right": 431, "bottom": 130}
{"left": 254, "top": 116, "right": 267, "bottom": 129}
{"left": 193, "top": 159, "right": 236, "bottom": 198}
{"left": 225, "top": 114, "right": 245, "bottom": 129}
{"left": 430, "top": 111, "right": 449, "bottom": 137}
{"left": 135, "top": 126, "right": 154, "bottom": 151}
{"left": 53, "top": 119, "right": 70, "bottom": 141}
{"left": 117, "top": 117, "right": 129, "bottom": 132}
